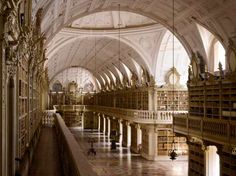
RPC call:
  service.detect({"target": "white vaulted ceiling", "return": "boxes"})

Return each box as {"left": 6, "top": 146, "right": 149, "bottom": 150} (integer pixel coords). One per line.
{"left": 33, "top": 0, "right": 236, "bottom": 88}
{"left": 33, "top": 0, "right": 236, "bottom": 54}
{"left": 46, "top": 34, "right": 150, "bottom": 84}
{"left": 45, "top": 11, "right": 168, "bottom": 86}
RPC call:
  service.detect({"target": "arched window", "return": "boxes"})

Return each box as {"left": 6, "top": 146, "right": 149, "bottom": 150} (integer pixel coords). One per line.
{"left": 213, "top": 41, "right": 225, "bottom": 71}
{"left": 52, "top": 82, "right": 62, "bottom": 92}
{"left": 196, "top": 23, "right": 226, "bottom": 72}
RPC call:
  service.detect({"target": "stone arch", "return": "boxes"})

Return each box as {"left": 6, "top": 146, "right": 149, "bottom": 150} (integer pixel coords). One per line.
{"left": 44, "top": 7, "right": 194, "bottom": 58}
{"left": 46, "top": 34, "right": 152, "bottom": 77}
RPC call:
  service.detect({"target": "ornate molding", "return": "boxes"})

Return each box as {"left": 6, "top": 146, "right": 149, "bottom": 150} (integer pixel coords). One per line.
{"left": 7, "top": 63, "right": 17, "bottom": 77}
{"left": 189, "top": 136, "right": 206, "bottom": 151}
{"left": 226, "top": 39, "right": 236, "bottom": 76}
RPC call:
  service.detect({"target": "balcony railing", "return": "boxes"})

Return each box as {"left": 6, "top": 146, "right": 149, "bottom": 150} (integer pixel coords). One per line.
{"left": 54, "top": 105, "right": 188, "bottom": 124}
{"left": 174, "top": 114, "right": 236, "bottom": 145}
{"left": 54, "top": 113, "right": 98, "bottom": 176}
{"left": 42, "top": 110, "right": 56, "bottom": 126}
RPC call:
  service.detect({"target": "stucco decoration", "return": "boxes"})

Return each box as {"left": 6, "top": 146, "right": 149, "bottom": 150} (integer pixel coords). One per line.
{"left": 226, "top": 39, "right": 236, "bottom": 74}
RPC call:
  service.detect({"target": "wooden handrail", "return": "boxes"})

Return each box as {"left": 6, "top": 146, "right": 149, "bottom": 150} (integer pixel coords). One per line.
{"left": 174, "top": 114, "right": 236, "bottom": 145}
{"left": 54, "top": 113, "right": 98, "bottom": 176}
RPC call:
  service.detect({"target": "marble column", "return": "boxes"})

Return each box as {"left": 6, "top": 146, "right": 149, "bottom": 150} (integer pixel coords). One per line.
{"left": 205, "top": 146, "right": 220, "bottom": 176}
{"left": 107, "top": 117, "right": 111, "bottom": 137}
{"left": 122, "top": 121, "right": 131, "bottom": 147}
{"left": 141, "top": 125, "right": 158, "bottom": 160}
{"left": 102, "top": 114, "right": 106, "bottom": 134}
{"left": 118, "top": 119, "right": 123, "bottom": 145}
{"left": 100, "top": 114, "right": 104, "bottom": 133}
{"left": 98, "top": 113, "right": 101, "bottom": 131}
{"left": 131, "top": 123, "right": 142, "bottom": 153}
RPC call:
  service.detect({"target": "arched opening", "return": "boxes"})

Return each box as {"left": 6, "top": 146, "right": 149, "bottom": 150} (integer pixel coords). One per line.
{"left": 52, "top": 81, "right": 63, "bottom": 92}
{"left": 196, "top": 23, "right": 226, "bottom": 72}
{"left": 213, "top": 41, "right": 226, "bottom": 71}
{"left": 155, "top": 31, "right": 190, "bottom": 86}
{"left": 205, "top": 146, "right": 220, "bottom": 176}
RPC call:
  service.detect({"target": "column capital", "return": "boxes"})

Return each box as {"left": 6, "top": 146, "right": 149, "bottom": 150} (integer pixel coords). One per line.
{"left": 123, "top": 120, "right": 131, "bottom": 126}
{"left": 189, "top": 136, "right": 207, "bottom": 151}
{"left": 126, "top": 121, "right": 131, "bottom": 126}
{"left": 135, "top": 123, "right": 141, "bottom": 129}
{"left": 7, "top": 64, "right": 17, "bottom": 78}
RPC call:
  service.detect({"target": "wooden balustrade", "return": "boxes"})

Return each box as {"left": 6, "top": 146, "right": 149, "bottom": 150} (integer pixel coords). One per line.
{"left": 54, "top": 113, "right": 98, "bottom": 176}
{"left": 174, "top": 114, "right": 236, "bottom": 145}
{"left": 189, "top": 118, "right": 201, "bottom": 133}
{"left": 54, "top": 105, "right": 188, "bottom": 124}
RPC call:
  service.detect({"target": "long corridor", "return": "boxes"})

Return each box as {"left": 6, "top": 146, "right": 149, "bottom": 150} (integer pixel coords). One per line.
{"left": 28, "top": 127, "right": 63, "bottom": 176}
{"left": 71, "top": 128, "right": 188, "bottom": 176}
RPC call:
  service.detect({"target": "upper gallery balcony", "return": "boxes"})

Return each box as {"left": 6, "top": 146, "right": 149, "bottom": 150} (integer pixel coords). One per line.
{"left": 53, "top": 105, "right": 187, "bottom": 125}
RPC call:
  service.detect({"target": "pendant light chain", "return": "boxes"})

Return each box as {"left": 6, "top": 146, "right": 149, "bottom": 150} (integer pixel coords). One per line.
{"left": 94, "top": 13, "right": 97, "bottom": 77}
{"left": 118, "top": 4, "right": 121, "bottom": 73}
{"left": 170, "top": 0, "right": 178, "bottom": 161}
{"left": 172, "top": 0, "right": 175, "bottom": 139}
{"left": 95, "top": 33, "right": 96, "bottom": 75}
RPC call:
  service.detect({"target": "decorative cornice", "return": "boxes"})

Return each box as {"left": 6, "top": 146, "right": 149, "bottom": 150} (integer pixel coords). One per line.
{"left": 62, "top": 24, "right": 164, "bottom": 37}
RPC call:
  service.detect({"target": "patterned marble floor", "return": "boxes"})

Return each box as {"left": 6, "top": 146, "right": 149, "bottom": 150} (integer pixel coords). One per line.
{"left": 71, "top": 128, "right": 188, "bottom": 176}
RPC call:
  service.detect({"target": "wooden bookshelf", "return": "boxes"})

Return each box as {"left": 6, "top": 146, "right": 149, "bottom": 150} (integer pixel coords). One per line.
{"left": 156, "top": 89, "right": 188, "bottom": 111}
{"left": 188, "top": 143, "right": 204, "bottom": 176}
{"left": 157, "top": 130, "right": 188, "bottom": 155}
{"left": 18, "top": 58, "right": 28, "bottom": 158}
{"left": 221, "top": 150, "right": 236, "bottom": 176}
{"left": 188, "top": 79, "right": 236, "bottom": 120}
{"left": 95, "top": 87, "right": 149, "bottom": 110}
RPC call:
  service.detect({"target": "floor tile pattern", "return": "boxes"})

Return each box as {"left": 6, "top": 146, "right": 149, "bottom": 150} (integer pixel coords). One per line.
{"left": 71, "top": 129, "right": 188, "bottom": 176}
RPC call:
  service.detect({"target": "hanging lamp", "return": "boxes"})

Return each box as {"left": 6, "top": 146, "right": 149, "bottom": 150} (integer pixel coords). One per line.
{"left": 169, "top": 0, "right": 178, "bottom": 161}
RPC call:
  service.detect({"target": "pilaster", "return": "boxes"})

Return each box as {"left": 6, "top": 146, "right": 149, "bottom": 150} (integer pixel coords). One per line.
{"left": 105, "top": 116, "right": 111, "bottom": 136}
{"left": 122, "top": 121, "right": 131, "bottom": 147}
{"left": 97, "top": 113, "right": 101, "bottom": 131}
{"left": 102, "top": 114, "right": 106, "bottom": 134}
{"left": 141, "top": 124, "right": 158, "bottom": 160}
{"left": 131, "top": 123, "right": 142, "bottom": 153}
{"left": 118, "top": 119, "right": 123, "bottom": 144}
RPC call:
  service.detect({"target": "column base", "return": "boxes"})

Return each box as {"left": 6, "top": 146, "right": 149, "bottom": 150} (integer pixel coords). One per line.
{"left": 130, "top": 146, "right": 140, "bottom": 154}
{"left": 122, "top": 142, "right": 130, "bottom": 148}
{"left": 141, "top": 152, "right": 158, "bottom": 161}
